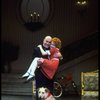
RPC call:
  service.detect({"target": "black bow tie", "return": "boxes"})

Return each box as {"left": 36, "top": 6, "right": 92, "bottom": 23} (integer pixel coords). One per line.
{"left": 42, "top": 45, "right": 50, "bottom": 50}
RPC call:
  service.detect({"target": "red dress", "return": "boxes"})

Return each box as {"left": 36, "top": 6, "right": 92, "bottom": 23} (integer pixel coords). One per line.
{"left": 40, "top": 48, "right": 60, "bottom": 79}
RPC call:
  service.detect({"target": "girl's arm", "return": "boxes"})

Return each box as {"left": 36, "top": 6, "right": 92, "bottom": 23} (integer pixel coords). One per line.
{"left": 54, "top": 51, "right": 63, "bottom": 60}
{"left": 37, "top": 45, "right": 51, "bottom": 56}
{"left": 57, "top": 52, "right": 63, "bottom": 60}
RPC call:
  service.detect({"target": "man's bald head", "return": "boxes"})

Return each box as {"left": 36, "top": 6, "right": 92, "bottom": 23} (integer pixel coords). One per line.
{"left": 43, "top": 36, "right": 52, "bottom": 48}
{"left": 44, "top": 36, "right": 52, "bottom": 40}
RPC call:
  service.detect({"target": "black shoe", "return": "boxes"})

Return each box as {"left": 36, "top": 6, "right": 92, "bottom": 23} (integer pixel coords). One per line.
{"left": 23, "top": 77, "right": 35, "bottom": 83}
{"left": 19, "top": 76, "right": 28, "bottom": 79}
{"left": 23, "top": 80, "right": 30, "bottom": 83}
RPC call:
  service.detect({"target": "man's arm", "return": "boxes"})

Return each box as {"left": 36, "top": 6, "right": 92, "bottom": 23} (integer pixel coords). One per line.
{"left": 32, "top": 47, "right": 42, "bottom": 59}
{"left": 37, "top": 45, "right": 51, "bottom": 56}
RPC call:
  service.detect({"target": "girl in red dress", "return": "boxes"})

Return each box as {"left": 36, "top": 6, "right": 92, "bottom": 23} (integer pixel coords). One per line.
{"left": 22, "top": 37, "right": 62, "bottom": 81}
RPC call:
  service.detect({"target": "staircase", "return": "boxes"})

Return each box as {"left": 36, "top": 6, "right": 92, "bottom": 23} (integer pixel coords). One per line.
{"left": 1, "top": 73, "right": 33, "bottom": 96}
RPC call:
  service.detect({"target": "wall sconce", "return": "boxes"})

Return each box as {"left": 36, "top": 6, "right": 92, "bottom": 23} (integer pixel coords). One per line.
{"left": 16, "top": 0, "right": 52, "bottom": 32}
{"left": 76, "top": 0, "right": 88, "bottom": 15}
{"left": 29, "top": 12, "right": 40, "bottom": 23}
{"left": 24, "top": 12, "right": 44, "bottom": 31}
{"left": 76, "top": 0, "right": 87, "bottom": 6}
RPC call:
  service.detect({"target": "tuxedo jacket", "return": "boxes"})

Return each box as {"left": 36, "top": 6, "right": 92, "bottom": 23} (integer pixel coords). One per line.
{"left": 32, "top": 45, "right": 49, "bottom": 59}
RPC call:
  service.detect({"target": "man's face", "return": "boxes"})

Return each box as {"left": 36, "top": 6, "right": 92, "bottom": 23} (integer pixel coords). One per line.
{"left": 43, "top": 37, "right": 52, "bottom": 48}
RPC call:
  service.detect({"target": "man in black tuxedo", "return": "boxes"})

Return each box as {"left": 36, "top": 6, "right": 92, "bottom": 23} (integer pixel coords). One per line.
{"left": 32, "top": 36, "right": 54, "bottom": 100}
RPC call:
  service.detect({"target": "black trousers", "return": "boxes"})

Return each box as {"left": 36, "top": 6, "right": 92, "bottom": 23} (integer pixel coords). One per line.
{"left": 35, "top": 68, "right": 54, "bottom": 100}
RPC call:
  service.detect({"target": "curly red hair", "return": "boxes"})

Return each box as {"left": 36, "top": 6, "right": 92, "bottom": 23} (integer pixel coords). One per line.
{"left": 52, "top": 37, "right": 61, "bottom": 49}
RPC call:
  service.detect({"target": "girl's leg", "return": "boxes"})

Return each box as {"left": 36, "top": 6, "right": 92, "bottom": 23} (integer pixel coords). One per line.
{"left": 22, "top": 57, "right": 40, "bottom": 78}
{"left": 27, "top": 57, "right": 40, "bottom": 80}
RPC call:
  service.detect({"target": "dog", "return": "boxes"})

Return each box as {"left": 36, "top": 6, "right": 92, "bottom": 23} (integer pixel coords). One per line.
{"left": 38, "top": 87, "right": 56, "bottom": 100}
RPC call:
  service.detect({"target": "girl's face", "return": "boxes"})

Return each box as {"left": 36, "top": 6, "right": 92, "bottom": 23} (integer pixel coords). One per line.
{"left": 50, "top": 41, "right": 56, "bottom": 48}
